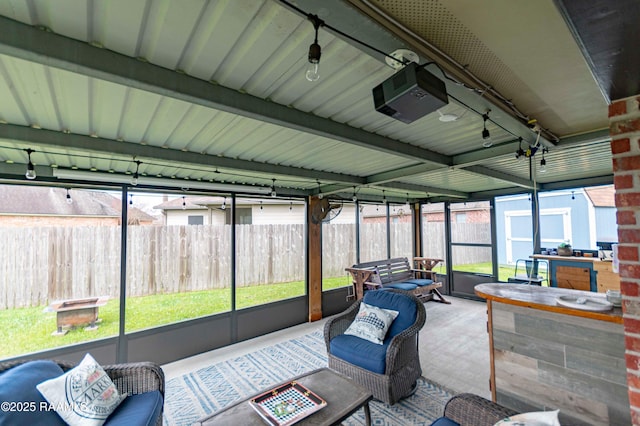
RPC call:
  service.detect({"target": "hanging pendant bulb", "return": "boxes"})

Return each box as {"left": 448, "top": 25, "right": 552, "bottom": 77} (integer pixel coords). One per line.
{"left": 305, "top": 15, "right": 323, "bottom": 82}
{"left": 270, "top": 179, "right": 277, "bottom": 198}
{"left": 481, "top": 111, "right": 492, "bottom": 148}
{"left": 66, "top": 188, "right": 73, "bottom": 205}
{"left": 539, "top": 148, "right": 548, "bottom": 173}
{"left": 132, "top": 160, "right": 142, "bottom": 186}
{"left": 182, "top": 196, "right": 186, "bottom": 210}
{"left": 25, "top": 149, "right": 36, "bottom": 180}
{"left": 221, "top": 197, "right": 226, "bottom": 210}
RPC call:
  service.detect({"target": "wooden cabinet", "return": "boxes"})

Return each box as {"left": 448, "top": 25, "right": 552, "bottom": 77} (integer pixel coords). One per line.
{"left": 531, "top": 255, "right": 620, "bottom": 293}
{"left": 555, "top": 265, "right": 591, "bottom": 291}
{"left": 594, "top": 261, "right": 621, "bottom": 292}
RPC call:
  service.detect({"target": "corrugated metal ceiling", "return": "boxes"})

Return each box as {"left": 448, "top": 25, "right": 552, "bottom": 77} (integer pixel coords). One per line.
{"left": 0, "top": 0, "right": 617, "bottom": 202}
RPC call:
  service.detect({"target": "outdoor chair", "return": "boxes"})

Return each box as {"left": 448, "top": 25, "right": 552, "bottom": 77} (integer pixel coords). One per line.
{"left": 507, "top": 258, "right": 548, "bottom": 286}
{"left": 324, "top": 289, "right": 426, "bottom": 405}
{"left": 0, "top": 358, "right": 164, "bottom": 426}
{"left": 430, "top": 393, "right": 517, "bottom": 426}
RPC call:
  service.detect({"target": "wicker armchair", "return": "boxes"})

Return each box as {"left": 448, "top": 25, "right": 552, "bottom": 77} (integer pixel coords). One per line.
{"left": 324, "top": 289, "right": 426, "bottom": 405}
{"left": 0, "top": 359, "right": 164, "bottom": 426}
{"left": 433, "top": 393, "right": 518, "bottom": 425}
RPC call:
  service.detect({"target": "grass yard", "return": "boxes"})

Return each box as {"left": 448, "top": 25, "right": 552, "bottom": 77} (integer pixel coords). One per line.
{"left": 0, "top": 276, "right": 350, "bottom": 358}
{"left": 0, "top": 267, "right": 532, "bottom": 358}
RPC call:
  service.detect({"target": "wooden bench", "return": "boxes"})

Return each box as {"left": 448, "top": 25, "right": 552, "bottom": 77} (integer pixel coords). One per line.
{"left": 345, "top": 257, "right": 449, "bottom": 303}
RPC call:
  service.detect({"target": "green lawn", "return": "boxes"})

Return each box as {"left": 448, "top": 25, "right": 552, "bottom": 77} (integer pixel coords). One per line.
{"left": 0, "top": 268, "right": 538, "bottom": 358}
{"left": 0, "top": 276, "right": 350, "bottom": 358}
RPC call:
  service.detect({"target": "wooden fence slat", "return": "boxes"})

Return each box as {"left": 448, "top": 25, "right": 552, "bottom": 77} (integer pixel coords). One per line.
{"left": 0, "top": 222, "right": 490, "bottom": 309}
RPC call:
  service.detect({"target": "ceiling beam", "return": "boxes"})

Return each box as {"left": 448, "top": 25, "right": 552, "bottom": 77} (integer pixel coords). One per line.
{"left": 0, "top": 15, "right": 452, "bottom": 167}
{"left": 365, "top": 163, "right": 444, "bottom": 185}
{"left": 376, "top": 181, "right": 467, "bottom": 198}
{"left": 464, "top": 165, "right": 537, "bottom": 190}
{"left": 0, "top": 124, "right": 365, "bottom": 185}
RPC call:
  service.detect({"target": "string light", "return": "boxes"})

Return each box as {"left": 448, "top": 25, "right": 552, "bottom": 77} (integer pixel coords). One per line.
{"left": 305, "top": 15, "right": 323, "bottom": 82}
{"left": 270, "top": 179, "right": 277, "bottom": 197}
{"left": 132, "top": 159, "right": 142, "bottom": 186}
{"left": 539, "top": 148, "right": 548, "bottom": 173}
{"left": 481, "top": 110, "right": 492, "bottom": 148}
{"left": 24, "top": 148, "right": 36, "bottom": 180}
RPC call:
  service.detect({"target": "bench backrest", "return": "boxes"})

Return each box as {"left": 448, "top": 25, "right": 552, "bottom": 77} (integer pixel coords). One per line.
{"left": 352, "top": 257, "right": 413, "bottom": 285}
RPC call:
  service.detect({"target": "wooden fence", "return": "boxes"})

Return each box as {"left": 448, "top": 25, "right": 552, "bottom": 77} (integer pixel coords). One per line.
{"left": 0, "top": 222, "right": 490, "bottom": 309}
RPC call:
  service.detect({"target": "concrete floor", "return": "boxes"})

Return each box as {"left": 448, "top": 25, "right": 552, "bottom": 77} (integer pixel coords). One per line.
{"left": 162, "top": 295, "right": 490, "bottom": 399}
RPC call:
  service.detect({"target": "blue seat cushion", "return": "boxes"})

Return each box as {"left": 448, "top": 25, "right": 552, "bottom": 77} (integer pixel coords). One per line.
{"left": 430, "top": 417, "right": 460, "bottom": 426}
{"left": 382, "top": 282, "right": 417, "bottom": 291}
{"left": 0, "top": 360, "right": 67, "bottom": 426}
{"left": 404, "top": 278, "right": 434, "bottom": 286}
{"left": 363, "top": 290, "right": 418, "bottom": 340}
{"left": 105, "top": 390, "right": 163, "bottom": 426}
{"left": 330, "top": 334, "right": 388, "bottom": 374}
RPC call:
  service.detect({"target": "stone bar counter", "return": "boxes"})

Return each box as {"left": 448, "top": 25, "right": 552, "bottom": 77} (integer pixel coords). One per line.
{"left": 475, "top": 283, "right": 628, "bottom": 425}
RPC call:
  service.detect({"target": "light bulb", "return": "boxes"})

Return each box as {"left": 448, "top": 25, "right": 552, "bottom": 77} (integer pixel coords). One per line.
{"left": 306, "top": 62, "right": 320, "bottom": 82}
{"left": 271, "top": 189, "right": 277, "bottom": 198}
{"left": 539, "top": 158, "right": 547, "bottom": 173}
{"left": 221, "top": 201, "right": 226, "bottom": 210}
{"left": 66, "top": 192, "right": 73, "bottom": 204}
{"left": 318, "top": 192, "right": 323, "bottom": 199}
{"left": 25, "top": 162, "right": 36, "bottom": 180}
{"left": 352, "top": 195, "right": 357, "bottom": 202}
{"left": 131, "top": 173, "right": 139, "bottom": 186}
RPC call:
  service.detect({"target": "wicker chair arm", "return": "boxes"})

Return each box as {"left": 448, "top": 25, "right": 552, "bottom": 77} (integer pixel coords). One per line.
{"left": 103, "top": 362, "right": 165, "bottom": 397}
{"left": 444, "top": 393, "right": 518, "bottom": 425}
{"left": 323, "top": 300, "right": 361, "bottom": 349}
{"left": 384, "top": 291, "right": 426, "bottom": 373}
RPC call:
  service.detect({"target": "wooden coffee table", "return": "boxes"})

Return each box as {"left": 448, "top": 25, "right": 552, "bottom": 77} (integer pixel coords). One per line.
{"left": 195, "top": 368, "right": 373, "bottom": 426}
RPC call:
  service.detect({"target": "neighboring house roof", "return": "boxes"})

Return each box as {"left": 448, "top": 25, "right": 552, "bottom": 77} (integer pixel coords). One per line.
{"left": 0, "top": 185, "right": 155, "bottom": 222}
{"left": 585, "top": 185, "right": 615, "bottom": 207}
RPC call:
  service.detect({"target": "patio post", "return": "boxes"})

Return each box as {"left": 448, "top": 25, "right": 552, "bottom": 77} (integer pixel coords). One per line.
{"left": 609, "top": 95, "right": 640, "bottom": 424}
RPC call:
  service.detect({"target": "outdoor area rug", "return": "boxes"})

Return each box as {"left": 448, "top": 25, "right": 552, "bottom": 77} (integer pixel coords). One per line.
{"left": 163, "top": 329, "right": 454, "bottom": 425}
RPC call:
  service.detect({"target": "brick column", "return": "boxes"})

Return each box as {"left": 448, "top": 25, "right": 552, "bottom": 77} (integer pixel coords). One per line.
{"left": 609, "top": 96, "right": 640, "bottom": 424}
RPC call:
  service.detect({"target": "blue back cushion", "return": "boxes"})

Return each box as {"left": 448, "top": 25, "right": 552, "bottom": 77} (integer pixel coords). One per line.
{"left": 0, "top": 360, "right": 67, "bottom": 426}
{"left": 363, "top": 290, "right": 417, "bottom": 340}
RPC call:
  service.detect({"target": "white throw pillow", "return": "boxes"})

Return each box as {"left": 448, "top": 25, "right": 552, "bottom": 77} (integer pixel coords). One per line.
{"left": 37, "top": 353, "right": 127, "bottom": 426}
{"left": 494, "top": 409, "right": 560, "bottom": 426}
{"left": 344, "top": 301, "right": 399, "bottom": 344}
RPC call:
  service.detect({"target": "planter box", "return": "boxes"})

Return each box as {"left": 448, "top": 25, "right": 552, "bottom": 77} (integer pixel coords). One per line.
{"left": 557, "top": 247, "right": 573, "bottom": 256}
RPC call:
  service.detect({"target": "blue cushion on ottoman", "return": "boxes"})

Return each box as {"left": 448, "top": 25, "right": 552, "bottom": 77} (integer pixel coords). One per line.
{"left": 382, "top": 282, "right": 417, "bottom": 291}
{"left": 105, "top": 390, "right": 163, "bottom": 426}
{"left": 330, "top": 334, "right": 388, "bottom": 374}
{"left": 404, "top": 278, "right": 434, "bottom": 286}
{"left": 0, "top": 360, "right": 67, "bottom": 426}
{"left": 430, "top": 417, "right": 460, "bottom": 426}
{"left": 363, "top": 290, "right": 418, "bottom": 340}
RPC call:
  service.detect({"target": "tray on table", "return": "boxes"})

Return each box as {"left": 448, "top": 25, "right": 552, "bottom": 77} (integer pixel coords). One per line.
{"left": 249, "top": 380, "right": 327, "bottom": 426}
